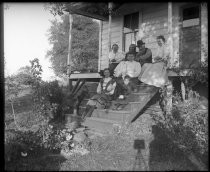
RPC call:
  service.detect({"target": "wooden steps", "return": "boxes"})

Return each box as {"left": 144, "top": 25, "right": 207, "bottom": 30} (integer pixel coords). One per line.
{"left": 76, "top": 82, "right": 161, "bottom": 134}
{"left": 83, "top": 117, "right": 121, "bottom": 134}
{"left": 92, "top": 109, "right": 130, "bottom": 121}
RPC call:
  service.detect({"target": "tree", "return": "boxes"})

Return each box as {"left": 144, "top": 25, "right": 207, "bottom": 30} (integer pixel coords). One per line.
{"left": 44, "top": 3, "right": 66, "bottom": 16}
{"left": 5, "top": 75, "right": 23, "bottom": 129}
{"left": 16, "top": 66, "right": 33, "bottom": 85}
{"left": 46, "top": 13, "right": 99, "bottom": 76}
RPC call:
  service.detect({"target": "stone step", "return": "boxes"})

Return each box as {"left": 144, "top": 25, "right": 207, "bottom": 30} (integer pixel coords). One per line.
{"left": 91, "top": 108, "right": 131, "bottom": 121}
{"left": 85, "top": 129, "right": 107, "bottom": 139}
{"left": 83, "top": 117, "right": 121, "bottom": 134}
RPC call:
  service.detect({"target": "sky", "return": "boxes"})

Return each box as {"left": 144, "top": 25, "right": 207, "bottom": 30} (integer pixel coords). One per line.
{"left": 4, "top": 3, "right": 61, "bottom": 81}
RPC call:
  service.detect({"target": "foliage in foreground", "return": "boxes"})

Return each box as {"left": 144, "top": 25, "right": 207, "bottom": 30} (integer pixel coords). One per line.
{"left": 152, "top": 90, "right": 208, "bottom": 163}
{"left": 5, "top": 58, "right": 74, "bottom": 166}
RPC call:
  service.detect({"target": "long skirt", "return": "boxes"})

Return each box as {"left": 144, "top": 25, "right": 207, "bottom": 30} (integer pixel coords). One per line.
{"left": 139, "top": 62, "right": 168, "bottom": 88}
{"left": 87, "top": 93, "right": 111, "bottom": 109}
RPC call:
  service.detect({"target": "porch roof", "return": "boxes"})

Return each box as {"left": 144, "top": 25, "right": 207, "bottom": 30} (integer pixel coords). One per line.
{"left": 64, "top": 2, "right": 124, "bottom": 20}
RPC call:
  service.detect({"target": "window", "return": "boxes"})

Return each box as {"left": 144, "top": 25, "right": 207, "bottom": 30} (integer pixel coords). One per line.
{"left": 123, "top": 12, "right": 139, "bottom": 51}
{"left": 182, "top": 5, "right": 200, "bottom": 27}
{"left": 180, "top": 4, "right": 201, "bottom": 68}
{"left": 183, "top": 6, "right": 199, "bottom": 21}
{"left": 124, "top": 12, "right": 139, "bottom": 31}
{"left": 124, "top": 32, "right": 138, "bottom": 52}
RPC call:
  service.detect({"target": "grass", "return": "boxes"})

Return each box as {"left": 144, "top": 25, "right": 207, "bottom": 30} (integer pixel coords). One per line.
{"left": 60, "top": 115, "right": 197, "bottom": 171}
{"left": 5, "top": 116, "right": 198, "bottom": 171}
{"left": 5, "top": 110, "right": 198, "bottom": 171}
{"left": 60, "top": 134, "right": 136, "bottom": 171}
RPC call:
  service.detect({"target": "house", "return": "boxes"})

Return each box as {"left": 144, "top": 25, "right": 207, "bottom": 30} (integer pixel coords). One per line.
{"left": 65, "top": 2, "right": 207, "bottom": 75}
{"left": 64, "top": 2, "right": 208, "bottom": 119}
{"left": 63, "top": 4, "right": 208, "bottom": 169}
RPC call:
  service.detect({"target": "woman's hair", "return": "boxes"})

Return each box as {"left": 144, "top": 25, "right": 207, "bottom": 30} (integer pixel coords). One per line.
{"left": 126, "top": 52, "right": 136, "bottom": 58}
{"left": 103, "top": 68, "right": 110, "bottom": 73}
{"left": 112, "top": 44, "right": 118, "bottom": 49}
{"left": 129, "top": 44, "right": 136, "bottom": 49}
{"left": 156, "top": 35, "right": 166, "bottom": 43}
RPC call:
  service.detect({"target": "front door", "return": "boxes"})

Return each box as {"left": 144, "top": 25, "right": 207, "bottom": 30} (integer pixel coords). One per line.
{"left": 179, "top": 4, "right": 201, "bottom": 68}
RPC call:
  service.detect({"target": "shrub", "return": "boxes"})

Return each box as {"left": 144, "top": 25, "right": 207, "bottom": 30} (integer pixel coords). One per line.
{"left": 152, "top": 90, "right": 208, "bottom": 161}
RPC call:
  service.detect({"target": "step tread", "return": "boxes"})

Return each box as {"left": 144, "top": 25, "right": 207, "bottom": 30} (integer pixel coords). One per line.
{"left": 79, "top": 106, "right": 131, "bottom": 112}
{"left": 94, "top": 108, "right": 130, "bottom": 113}
{"left": 130, "top": 92, "right": 149, "bottom": 95}
{"left": 80, "top": 102, "right": 160, "bottom": 110}
{"left": 84, "top": 117, "right": 120, "bottom": 124}
{"left": 86, "top": 129, "right": 106, "bottom": 137}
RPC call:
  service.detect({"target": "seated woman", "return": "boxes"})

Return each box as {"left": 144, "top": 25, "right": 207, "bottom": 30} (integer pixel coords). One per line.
{"left": 109, "top": 44, "right": 125, "bottom": 76}
{"left": 138, "top": 35, "right": 170, "bottom": 88}
{"left": 114, "top": 52, "right": 141, "bottom": 99}
{"left": 82, "top": 68, "right": 116, "bottom": 119}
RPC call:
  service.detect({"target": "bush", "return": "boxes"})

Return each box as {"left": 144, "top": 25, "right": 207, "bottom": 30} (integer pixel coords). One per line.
{"left": 152, "top": 90, "right": 208, "bottom": 162}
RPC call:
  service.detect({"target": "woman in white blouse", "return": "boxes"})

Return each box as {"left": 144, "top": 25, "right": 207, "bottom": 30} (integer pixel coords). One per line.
{"left": 109, "top": 44, "right": 125, "bottom": 76}
{"left": 139, "top": 35, "right": 170, "bottom": 88}
{"left": 82, "top": 68, "right": 116, "bottom": 118}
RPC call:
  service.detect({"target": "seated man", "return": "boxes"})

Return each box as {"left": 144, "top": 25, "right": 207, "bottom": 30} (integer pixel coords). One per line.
{"left": 109, "top": 43, "right": 125, "bottom": 76}
{"left": 114, "top": 52, "right": 141, "bottom": 99}
{"left": 135, "top": 40, "right": 152, "bottom": 67}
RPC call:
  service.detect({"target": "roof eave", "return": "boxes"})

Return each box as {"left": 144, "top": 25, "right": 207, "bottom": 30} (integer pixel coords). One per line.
{"left": 64, "top": 4, "right": 108, "bottom": 21}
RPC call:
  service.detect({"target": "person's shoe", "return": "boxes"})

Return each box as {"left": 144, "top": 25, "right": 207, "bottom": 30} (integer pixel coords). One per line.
{"left": 118, "top": 95, "right": 125, "bottom": 99}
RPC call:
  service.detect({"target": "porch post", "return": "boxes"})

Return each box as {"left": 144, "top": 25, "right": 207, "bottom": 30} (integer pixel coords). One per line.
{"left": 98, "top": 20, "right": 102, "bottom": 72}
{"left": 67, "top": 13, "right": 73, "bottom": 90}
{"left": 166, "top": 2, "right": 173, "bottom": 114}
{"left": 168, "top": 2, "right": 173, "bottom": 67}
{"left": 201, "top": 3, "right": 208, "bottom": 65}
{"left": 181, "top": 80, "right": 186, "bottom": 101}
{"left": 108, "top": 2, "right": 113, "bottom": 52}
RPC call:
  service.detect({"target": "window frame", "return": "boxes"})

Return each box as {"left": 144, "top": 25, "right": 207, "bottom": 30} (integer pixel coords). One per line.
{"left": 122, "top": 12, "right": 139, "bottom": 52}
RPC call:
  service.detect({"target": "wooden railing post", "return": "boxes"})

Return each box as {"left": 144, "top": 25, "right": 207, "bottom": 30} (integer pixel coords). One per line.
{"left": 166, "top": 80, "right": 173, "bottom": 115}
{"left": 201, "top": 3, "right": 208, "bottom": 64}
{"left": 67, "top": 13, "right": 73, "bottom": 91}
{"left": 108, "top": 2, "right": 113, "bottom": 53}
{"left": 168, "top": 2, "right": 173, "bottom": 68}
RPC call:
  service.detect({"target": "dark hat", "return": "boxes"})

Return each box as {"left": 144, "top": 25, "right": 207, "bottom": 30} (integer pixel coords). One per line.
{"left": 137, "top": 40, "right": 145, "bottom": 47}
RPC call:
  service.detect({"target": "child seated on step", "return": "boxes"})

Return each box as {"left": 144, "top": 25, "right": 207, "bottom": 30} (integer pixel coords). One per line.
{"left": 81, "top": 68, "right": 116, "bottom": 119}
